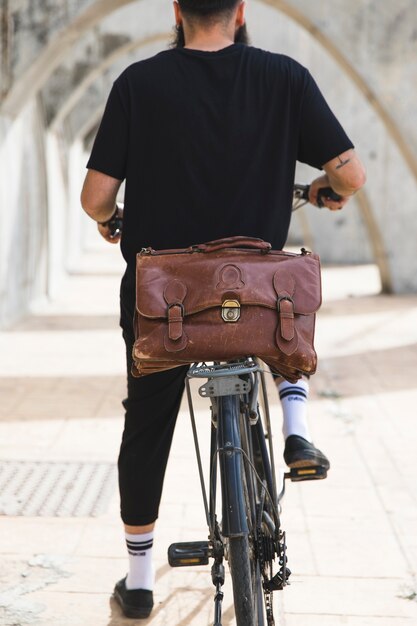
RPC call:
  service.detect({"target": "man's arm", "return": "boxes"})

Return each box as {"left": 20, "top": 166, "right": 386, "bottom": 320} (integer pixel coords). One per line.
{"left": 308, "top": 148, "right": 366, "bottom": 210}
{"left": 81, "top": 169, "right": 123, "bottom": 243}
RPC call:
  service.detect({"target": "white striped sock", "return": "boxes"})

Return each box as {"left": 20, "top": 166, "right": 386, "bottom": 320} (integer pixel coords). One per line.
{"left": 277, "top": 379, "right": 312, "bottom": 442}
{"left": 125, "top": 531, "right": 154, "bottom": 591}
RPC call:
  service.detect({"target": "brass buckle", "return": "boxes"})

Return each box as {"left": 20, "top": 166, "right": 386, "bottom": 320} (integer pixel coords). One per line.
{"left": 222, "top": 299, "right": 241, "bottom": 322}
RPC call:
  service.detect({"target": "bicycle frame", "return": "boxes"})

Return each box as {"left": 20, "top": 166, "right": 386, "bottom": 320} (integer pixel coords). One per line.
{"left": 183, "top": 359, "right": 285, "bottom": 625}
{"left": 185, "top": 360, "right": 279, "bottom": 531}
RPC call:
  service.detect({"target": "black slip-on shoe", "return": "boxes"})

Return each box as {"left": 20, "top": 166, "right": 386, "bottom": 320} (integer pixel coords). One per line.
{"left": 284, "top": 435, "right": 330, "bottom": 471}
{"left": 113, "top": 577, "right": 154, "bottom": 619}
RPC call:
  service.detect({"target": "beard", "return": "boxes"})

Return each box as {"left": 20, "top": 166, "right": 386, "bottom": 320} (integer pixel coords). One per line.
{"left": 171, "top": 22, "right": 250, "bottom": 48}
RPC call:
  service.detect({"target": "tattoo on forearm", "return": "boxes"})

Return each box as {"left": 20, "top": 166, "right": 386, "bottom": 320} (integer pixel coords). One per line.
{"left": 336, "top": 156, "right": 351, "bottom": 170}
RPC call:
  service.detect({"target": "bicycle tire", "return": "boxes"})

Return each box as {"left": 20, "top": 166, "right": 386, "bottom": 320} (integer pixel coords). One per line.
{"left": 228, "top": 535, "right": 258, "bottom": 625}
{"left": 240, "top": 412, "right": 269, "bottom": 626}
{"left": 218, "top": 395, "right": 263, "bottom": 626}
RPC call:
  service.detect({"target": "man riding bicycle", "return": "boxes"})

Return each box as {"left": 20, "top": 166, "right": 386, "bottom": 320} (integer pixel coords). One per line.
{"left": 81, "top": 0, "right": 366, "bottom": 618}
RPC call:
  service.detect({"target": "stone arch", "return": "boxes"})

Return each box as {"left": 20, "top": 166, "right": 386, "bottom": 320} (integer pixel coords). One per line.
{"left": 0, "top": 0, "right": 140, "bottom": 118}
{"left": 355, "top": 188, "right": 391, "bottom": 292}
{"left": 262, "top": 0, "right": 417, "bottom": 181}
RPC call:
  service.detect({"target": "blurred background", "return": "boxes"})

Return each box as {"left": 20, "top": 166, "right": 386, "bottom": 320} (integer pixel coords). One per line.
{"left": 0, "top": 0, "right": 417, "bottom": 327}
{"left": 1, "top": 3, "right": 417, "bottom": 626}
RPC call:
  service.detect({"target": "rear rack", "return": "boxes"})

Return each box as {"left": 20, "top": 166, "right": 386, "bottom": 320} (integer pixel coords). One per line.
{"left": 187, "top": 360, "right": 260, "bottom": 379}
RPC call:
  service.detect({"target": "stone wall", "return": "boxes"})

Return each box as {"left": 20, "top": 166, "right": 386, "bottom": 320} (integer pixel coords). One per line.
{"left": 0, "top": 98, "right": 48, "bottom": 325}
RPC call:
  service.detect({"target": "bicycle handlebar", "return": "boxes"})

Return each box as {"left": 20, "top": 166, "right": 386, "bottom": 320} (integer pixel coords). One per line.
{"left": 104, "top": 186, "right": 342, "bottom": 237}
{"left": 316, "top": 187, "right": 343, "bottom": 208}
{"left": 106, "top": 207, "right": 123, "bottom": 238}
{"left": 293, "top": 184, "right": 343, "bottom": 210}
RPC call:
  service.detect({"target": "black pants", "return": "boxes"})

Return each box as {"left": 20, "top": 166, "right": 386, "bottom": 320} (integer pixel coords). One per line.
{"left": 117, "top": 269, "right": 295, "bottom": 525}
{"left": 118, "top": 269, "right": 189, "bottom": 525}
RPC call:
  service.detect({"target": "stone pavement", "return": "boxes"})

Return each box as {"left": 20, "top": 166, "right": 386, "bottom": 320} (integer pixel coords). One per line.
{"left": 1, "top": 240, "right": 417, "bottom": 626}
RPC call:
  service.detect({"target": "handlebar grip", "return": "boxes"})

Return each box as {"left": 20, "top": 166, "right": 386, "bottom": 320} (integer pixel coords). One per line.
{"left": 317, "top": 187, "right": 342, "bottom": 208}
{"left": 108, "top": 215, "right": 123, "bottom": 238}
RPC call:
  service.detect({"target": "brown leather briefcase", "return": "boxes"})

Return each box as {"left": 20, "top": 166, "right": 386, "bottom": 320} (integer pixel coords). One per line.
{"left": 132, "top": 236, "right": 322, "bottom": 382}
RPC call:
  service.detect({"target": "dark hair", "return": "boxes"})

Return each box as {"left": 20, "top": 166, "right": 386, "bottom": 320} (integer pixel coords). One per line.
{"left": 178, "top": 0, "right": 240, "bottom": 19}
{"left": 171, "top": 22, "right": 249, "bottom": 48}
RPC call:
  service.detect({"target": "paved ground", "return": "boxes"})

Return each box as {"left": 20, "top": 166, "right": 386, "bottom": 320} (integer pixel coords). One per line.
{"left": 1, "top": 239, "right": 417, "bottom": 626}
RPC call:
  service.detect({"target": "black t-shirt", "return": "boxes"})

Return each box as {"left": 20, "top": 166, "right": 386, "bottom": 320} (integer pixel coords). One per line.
{"left": 87, "top": 44, "right": 353, "bottom": 267}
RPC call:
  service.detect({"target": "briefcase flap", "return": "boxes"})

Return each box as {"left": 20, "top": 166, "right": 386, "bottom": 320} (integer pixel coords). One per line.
{"left": 135, "top": 249, "right": 321, "bottom": 320}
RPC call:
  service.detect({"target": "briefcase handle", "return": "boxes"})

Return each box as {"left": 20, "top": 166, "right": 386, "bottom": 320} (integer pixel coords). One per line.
{"left": 191, "top": 236, "right": 272, "bottom": 254}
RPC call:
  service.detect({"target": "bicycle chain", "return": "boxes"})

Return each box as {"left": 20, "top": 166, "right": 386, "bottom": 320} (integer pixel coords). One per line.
{"left": 265, "top": 589, "right": 274, "bottom": 626}
{"left": 256, "top": 526, "right": 275, "bottom": 626}
{"left": 257, "top": 526, "right": 293, "bottom": 624}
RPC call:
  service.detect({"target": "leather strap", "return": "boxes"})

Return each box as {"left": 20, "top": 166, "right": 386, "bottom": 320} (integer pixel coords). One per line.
{"left": 168, "top": 304, "right": 184, "bottom": 341}
{"left": 273, "top": 271, "right": 298, "bottom": 355}
{"left": 163, "top": 279, "right": 188, "bottom": 351}
{"left": 278, "top": 297, "right": 295, "bottom": 341}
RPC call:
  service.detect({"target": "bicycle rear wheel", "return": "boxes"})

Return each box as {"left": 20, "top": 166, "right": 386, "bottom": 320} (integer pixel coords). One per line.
{"left": 228, "top": 535, "right": 262, "bottom": 625}
{"left": 217, "top": 395, "right": 264, "bottom": 626}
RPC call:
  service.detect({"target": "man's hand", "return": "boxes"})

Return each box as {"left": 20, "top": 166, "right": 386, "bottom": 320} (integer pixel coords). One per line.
{"left": 308, "top": 149, "right": 366, "bottom": 210}
{"left": 97, "top": 214, "right": 123, "bottom": 244}
{"left": 308, "top": 174, "right": 350, "bottom": 211}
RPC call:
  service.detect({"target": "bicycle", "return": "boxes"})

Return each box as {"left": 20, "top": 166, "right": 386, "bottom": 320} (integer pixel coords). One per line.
{"left": 166, "top": 184, "right": 338, "bottom": 626}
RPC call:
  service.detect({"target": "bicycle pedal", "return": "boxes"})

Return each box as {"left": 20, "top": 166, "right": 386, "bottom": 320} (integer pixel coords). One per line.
{"left": 168, "top": 541, "right": 209, "bottom": 567}
{"left": 286, "top": 465, "right": 328, "bottom": 482}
